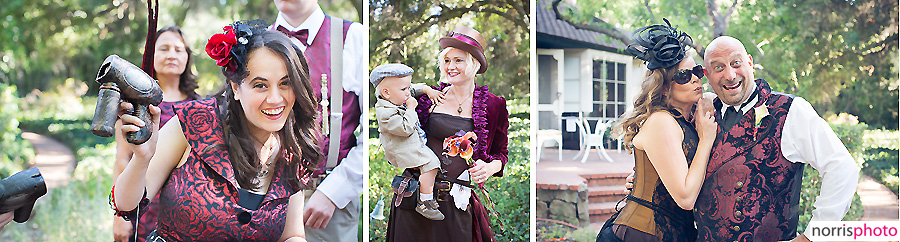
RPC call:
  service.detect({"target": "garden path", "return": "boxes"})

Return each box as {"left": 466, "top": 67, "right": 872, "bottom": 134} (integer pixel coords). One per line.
{"left": 21, "top": 131, "right": 75, "bottom": 188}
{"left": 857, "top": 174, "right": 899, "bottom": 221}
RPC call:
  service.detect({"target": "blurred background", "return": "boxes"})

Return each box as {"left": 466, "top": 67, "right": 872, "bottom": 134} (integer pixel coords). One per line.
{"left": 0, "top": 0, "right": 359, "bottom": 240}
{"left": 367, "top": 0, "right": 531, "bottom": 241}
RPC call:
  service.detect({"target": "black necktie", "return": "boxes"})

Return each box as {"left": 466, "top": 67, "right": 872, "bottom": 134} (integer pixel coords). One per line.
{"left": 276, "top": 26, "right": 310, "bottom": 46}
{"left": 722, "top": 106, "right": 740, "bottom": 129}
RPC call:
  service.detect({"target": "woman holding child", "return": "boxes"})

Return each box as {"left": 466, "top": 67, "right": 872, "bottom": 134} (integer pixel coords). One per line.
{"left": 386, "top": 26, "right": 510, "bottom": 242}
{"left": 112, "top": 20, "right": 319, "bottom": 241}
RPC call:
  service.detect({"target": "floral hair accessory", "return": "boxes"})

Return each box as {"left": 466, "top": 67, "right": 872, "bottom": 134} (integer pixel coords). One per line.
{"left": 625, "top": 18, "right": 693, "bottom": 70}
{"left": 205, "top": 20, "right": 269, "bottom": 76}
{"left": 206, "top": 26, "right": 236, "bottom": 70}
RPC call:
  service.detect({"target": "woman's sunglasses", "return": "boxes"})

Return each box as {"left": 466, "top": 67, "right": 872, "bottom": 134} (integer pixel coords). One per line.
{"left": 672, "top": 65, "right": 704, "bottom": 84}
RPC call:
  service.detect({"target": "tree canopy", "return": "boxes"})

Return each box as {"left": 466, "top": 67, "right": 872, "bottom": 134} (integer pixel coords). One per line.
{"left": 369, "top": 0, "right": 531, "bottom": 101}
{"left": 550, "top": 0, "right": 898, "bottom": 128}
{"left": 1, "top": 0, "right": 361, "bottom": 97}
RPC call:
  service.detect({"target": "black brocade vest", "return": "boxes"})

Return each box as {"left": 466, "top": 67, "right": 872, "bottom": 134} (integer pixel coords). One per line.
{"left": 693, "top": 79, "right": 803, "bottom": 242}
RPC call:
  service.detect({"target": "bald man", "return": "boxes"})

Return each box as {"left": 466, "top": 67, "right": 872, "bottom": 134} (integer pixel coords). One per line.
{"left": 693, "top": 36, "right": 859, "bottom": 242}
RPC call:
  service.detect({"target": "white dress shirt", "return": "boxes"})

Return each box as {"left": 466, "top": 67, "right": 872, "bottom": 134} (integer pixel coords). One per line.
{"left": 273, "top": 5, "right": 366, "bottom": 209}
{"left": 720, "top": 82, "right": 860, "bottom": 237}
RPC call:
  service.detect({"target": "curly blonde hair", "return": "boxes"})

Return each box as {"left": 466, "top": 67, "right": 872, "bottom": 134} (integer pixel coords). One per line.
{"left": 610, "top": 65, "right": 685, "bottom": 153}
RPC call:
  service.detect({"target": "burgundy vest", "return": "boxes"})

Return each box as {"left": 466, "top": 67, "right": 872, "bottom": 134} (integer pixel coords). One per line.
{"left": 694, "top": 79, "right": 803, "bottom": 241}
{"left": 270, "top": 17, "right": 360, "bottom": 170}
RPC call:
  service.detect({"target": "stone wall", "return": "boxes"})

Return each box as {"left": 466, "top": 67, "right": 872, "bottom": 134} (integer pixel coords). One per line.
{"left": 535, "top": 183, "right": 589, "bottom": 226}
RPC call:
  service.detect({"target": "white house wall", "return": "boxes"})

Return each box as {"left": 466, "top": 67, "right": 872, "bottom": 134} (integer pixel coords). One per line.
{"left": 542, "top": 48, "right": 645, "bottom": 119}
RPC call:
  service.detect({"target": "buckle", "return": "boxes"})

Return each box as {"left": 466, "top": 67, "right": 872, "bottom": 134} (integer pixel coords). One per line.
{"left": 436, "top": 181, "right": 450, "bottom": 193}
{"left": 435, "top": 181, "right": 451, "bottom": 201}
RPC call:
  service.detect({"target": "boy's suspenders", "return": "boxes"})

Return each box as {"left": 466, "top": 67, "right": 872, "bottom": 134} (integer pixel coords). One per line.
{"left": 326, "top": 16, "right": 343, "bottom": 169}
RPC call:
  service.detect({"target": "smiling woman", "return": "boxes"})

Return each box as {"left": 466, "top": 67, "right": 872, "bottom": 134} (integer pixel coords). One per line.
{"left": 111, "top": 20, "right": 321, "bottom": 242}
{"left": 386, "top": 25, "right": 511, "bottom": 242}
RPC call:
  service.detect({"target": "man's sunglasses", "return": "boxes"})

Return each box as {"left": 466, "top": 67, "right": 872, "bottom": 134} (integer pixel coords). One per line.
{"left": 672, "top": 65, "right": 704, "bottom": 84}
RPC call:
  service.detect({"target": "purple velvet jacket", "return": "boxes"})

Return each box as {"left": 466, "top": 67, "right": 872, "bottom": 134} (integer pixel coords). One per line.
{"left": 415, "top": 83, "right": 510, "bottom": 177}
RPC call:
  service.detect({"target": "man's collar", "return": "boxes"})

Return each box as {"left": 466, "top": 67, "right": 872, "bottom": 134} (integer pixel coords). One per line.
{"left": 719, "top": 80, "right": 759, "bottom": 115}
{"left": 274, "top": 4, "right": 325, "bottom": 46}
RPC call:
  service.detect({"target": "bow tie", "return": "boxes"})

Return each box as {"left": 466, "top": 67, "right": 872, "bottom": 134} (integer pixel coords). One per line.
{"left": 276, "top": 26, "right": 310, "bottom": 46}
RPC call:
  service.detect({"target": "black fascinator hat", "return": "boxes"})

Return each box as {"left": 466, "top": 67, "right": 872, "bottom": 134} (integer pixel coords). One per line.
{"left": 206, "top": 19, "right": 270, "bottom": 77}
{"left": 625, "top": 18, "right": 693, "bottom": 70}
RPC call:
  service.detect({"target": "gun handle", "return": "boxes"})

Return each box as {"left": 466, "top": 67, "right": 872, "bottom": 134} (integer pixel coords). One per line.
{"left": 125, "top": 103, "right": 153, "bottom": 145}
{"left": 12, "top": 200, "right": 36, "bottom": 223}
{"left": 0, "top": 168, "right": 47, "bottom": 223}
{"left": 90, "top": 83, "right": 121, "bottom": 138}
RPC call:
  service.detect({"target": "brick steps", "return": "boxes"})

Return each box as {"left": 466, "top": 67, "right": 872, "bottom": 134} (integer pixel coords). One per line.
{"left": 587, "top": 185, "right": 627, "bottom": 203}
{"left": 582, "top": 173, "right": 629, "bottom": 224}
{"left": 581, "top": 173, "right": 630, "bottom": 187}
{"left": 588, "top": 202, "right": 618, "bottom": 223}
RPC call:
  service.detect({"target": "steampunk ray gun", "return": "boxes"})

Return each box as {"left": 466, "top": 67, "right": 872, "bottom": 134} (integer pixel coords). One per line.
{"left": 90, "top": 55, "right": 163, "bottom": 144}
{"left": 0, "top": 168, "right": 47, "bottom": 223}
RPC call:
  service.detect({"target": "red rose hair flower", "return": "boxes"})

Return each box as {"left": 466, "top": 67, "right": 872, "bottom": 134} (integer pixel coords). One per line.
{"left": 205, "top": 26, "right": 236, "bottom": 70}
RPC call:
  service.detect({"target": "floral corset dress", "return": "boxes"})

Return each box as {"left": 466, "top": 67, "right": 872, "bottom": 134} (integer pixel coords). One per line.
{"left": 154, "top": 98, "right": 296, "bottom": 241}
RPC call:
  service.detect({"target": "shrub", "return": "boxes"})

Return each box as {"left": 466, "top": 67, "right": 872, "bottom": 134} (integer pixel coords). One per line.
{"left": 860, "top": 147, "right": 899, "bottom": 195}
{"left": 0, "top": 80, "right": 115, "bottom": 240}
{"left": 0, "top": 82, "right": 35, "bottom": 177}
{"left": 797, "top": 165, "right": 865, "bottom": 233}
{"left": 829, "top": 122, "right": 869, "bottom": 158}
{"left": 0, "top": 141, "right": 115, "bottom": 241}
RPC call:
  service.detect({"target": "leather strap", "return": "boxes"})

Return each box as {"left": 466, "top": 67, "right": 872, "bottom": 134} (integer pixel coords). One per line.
{"left": 326, "top": 16, "right": 344, "bottom": 169}
{"left": 626, "top": 195, "right": 693, "bottom": 229}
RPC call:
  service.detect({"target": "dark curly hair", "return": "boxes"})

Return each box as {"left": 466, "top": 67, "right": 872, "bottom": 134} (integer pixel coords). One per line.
{"left": 208, "top": 20, "right": 322, "bottom": 191}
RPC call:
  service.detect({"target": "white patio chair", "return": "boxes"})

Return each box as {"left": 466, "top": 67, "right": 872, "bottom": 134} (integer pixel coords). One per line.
{"left": 573, "top": 118, "right": 615, "bottom": 163}
{"left": 536, "top": 129, "right": 563, "bottom": 162}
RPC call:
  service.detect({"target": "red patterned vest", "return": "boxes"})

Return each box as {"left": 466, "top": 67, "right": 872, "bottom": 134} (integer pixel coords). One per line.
{"left": 693, "top": 79, "right": 804, "bottom": 241}
{"left": 270, "top": 17, "right": 360, "bottom": 171}
{"left": 155, "top": 99, "right": 296, "bottom": 241}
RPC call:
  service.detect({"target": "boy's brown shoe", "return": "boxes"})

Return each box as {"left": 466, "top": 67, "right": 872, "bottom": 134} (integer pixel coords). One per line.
{"left": 415, "top": 199, "right": 445, "bottom": 220}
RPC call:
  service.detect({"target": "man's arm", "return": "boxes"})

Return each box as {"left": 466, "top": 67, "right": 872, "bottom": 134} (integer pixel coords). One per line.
{"left": 303, "top": 21, "right": 365, "bottom": 229}
{"left": 781, "top": 97, "right": 859, "bottom": 236}
{"left": 315, "top": 21, "right": 365, "bottom": 208}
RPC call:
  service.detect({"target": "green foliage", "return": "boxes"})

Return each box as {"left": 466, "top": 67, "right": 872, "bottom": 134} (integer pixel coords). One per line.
{"left": 0, "top": 82, "right": 34, "bottom": 178}
{"left": 485, "top": 108, "right": 530, "bottom": 242}
{"left": 0, "top": 143, "right": 115, "bottom": 241}
{"left": 368, "top": 98, "right": 530, "bottom": 241}
{"left": 797, "top": 165, "right": 865, "bottom": 232}
{"left": 536, "top": 220, "right": 594, "bottom": 242}
{"left": 2, "top": 0, "right": 359, "bottom": 98}
{"left": 15, "top": 78, "right": 114, "bottom": 158}
{"left": 368, "top": 137, "right": 401, "bottom": 241}
{"left": 369, "top": 0, "right": 530, "bottom": 105}
{"left": 828, "top": 122, "right": 870, "bottom": 158}
{"left": 860, "top": 147, "right": 899, "bottom": 195}
{"left": 554, "top": 0, "right": 899, "bottom": 129}
{"left": 863, "top": 129, "right": 900, "bottom": 150}
{"left": 0, "top": 80, "right": 114, "bottom": 240}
